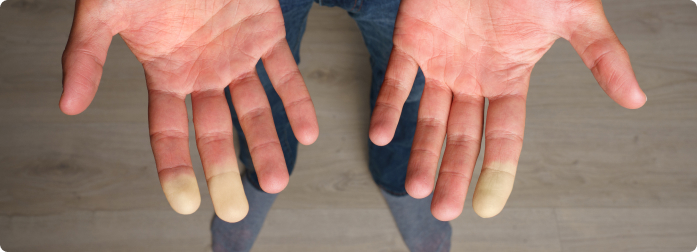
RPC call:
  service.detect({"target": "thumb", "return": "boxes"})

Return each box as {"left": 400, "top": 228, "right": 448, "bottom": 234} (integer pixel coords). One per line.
{"left": 60, "top": 0, "right": 114, "bottom": 115}
{"left": 567, "top": 3, "right": 646, "bottom": 109}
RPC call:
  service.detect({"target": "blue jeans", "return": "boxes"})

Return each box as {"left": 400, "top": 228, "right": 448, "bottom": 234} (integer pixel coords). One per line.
{"left": 216, "top": 2, "right": 450, "bottom": 251}
{"left": 225, "top": 0, "right": 426, "bottom": 196}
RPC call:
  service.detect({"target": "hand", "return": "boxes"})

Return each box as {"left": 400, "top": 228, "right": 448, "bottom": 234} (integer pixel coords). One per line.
{"left": 60, "top": 0, "right": 319, "bottom": 222}
{"left": 369, "top": 0, "right": 646, "bottom": 220}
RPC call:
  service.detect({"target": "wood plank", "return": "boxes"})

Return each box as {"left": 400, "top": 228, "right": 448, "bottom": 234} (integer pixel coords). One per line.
{"left": 450, "top": 208, "right": 562, "bottom": 252}
{"left": 556, "top": 208, "right": 697, "bottom": 252}
{"left": 0, "top": 209, "right": 214, "bottom": 252}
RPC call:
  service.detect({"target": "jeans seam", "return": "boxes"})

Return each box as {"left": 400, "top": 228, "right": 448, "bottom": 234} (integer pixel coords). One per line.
{"left": 350, "top": 0, "right": 358, "bottom": 11}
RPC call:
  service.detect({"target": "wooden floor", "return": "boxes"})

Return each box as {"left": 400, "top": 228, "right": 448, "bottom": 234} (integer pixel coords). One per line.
{"left": 1, "top": 0, "right": 697, "bottom": 251}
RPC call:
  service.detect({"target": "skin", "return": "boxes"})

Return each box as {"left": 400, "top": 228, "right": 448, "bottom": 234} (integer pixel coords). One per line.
{"left": 369, "top": 0, "right": 647, "bottom": 221}
{"left": 60, "top": 0, "right": 319, "bottom": 222}
{"left": 62, "top": 0, "right": 646, "bottom": 223}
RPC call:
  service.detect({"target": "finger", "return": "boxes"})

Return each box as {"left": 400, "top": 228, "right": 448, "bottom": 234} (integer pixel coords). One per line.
{"left": 568, "top": 5, "right": 646, "bottom": 109}
{"left": 404, "top": 80, "right": 452, "bottom": 199}
{"left": 472, "top": 94, "right": 526, "bottom": 218}
{"left": 60, "top": 0, "right": 114, "bottom": 115}
{"left": 262, "top": 40, "right": 319, "bottom": 145}
{"left": 191, "top": 89, "right": 248, "bottom": 223}
{"left": 229, "top": 73, "right": 288, "bottom": 194}
{"left": 369, "top": 47, "right": 419, "bottom": 146}
{"left": 148, "top": 90, "right": 201, "bottom": 215}
{"left": 430, "top": 94, "right": 485, "bottom": 221}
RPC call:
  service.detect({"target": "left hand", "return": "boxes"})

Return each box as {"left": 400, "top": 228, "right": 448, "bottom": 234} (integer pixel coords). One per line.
{"left": 369, "top": 0, "right": 646, "bottom": 220}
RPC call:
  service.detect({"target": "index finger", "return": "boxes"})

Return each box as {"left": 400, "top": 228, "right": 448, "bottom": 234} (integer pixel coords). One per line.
{"left": 262, "top": 40, "right": 319, "bottom": 145}
{"left": 229, "top": 73, "right": 289, "bottom": 194}
{"left": 369, "top": 46, "right": 420, "bottom": 146}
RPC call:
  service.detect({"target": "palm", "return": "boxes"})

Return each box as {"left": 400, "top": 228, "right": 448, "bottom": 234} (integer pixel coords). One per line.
{"left": 370, "top": 0, "right": 646, "bottom": 221}
{"left": 61, "top": 0, "right": 318, "bottom": 223}
{"left": 395, "top": 0, "right": 558, "bottom": 97}
{"left": 117, "top": 0, "right": 283, "bottom": 92}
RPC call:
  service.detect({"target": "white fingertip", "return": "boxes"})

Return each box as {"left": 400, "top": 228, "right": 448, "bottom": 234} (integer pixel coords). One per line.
{"left": 162, "top": 174, "right": 201, "bottom": 215}
{"left": 208, "top": 171, "right": 249, "bottom": 223}
{"left": 472, "top": 162, "right": 517, "bottom": 218}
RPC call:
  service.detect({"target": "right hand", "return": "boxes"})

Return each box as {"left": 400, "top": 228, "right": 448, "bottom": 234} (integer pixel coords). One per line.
{"left": 60, "top": 0, "right": 319, "bottom": 222}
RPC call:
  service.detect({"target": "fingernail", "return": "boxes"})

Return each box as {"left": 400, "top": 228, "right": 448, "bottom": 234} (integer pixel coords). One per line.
{"left": 208, "top": 171, "right": 249, "bottom": 223}
{"left": 472, "top": 162, "right": 516, "bottom": 218}
{"left": 162, "top": 174, "right": 201, "bottom": 215}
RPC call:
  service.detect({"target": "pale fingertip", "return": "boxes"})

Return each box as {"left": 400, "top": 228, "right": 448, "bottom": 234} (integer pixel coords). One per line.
{"left": 472, "top": 162, "right": 517, "bottom": 218}
{"left": 208, "top": 172, "right": 249, "bottom": 223}
{"left": 161, "top": 174, "right": 201, "bottom": 215}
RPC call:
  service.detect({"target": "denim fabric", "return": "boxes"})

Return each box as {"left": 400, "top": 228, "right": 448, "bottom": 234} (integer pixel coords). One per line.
{"left": 215, "top": 1, "right": 447, "bottom": 251}
{"left": 211, "top": 173, "right": 279, "bottom": 252}
{"left": 223, "top": 0, "right": 313, "bottom": 190}
{"left": 225, "top": 0, "right": 426, "bottom": 195}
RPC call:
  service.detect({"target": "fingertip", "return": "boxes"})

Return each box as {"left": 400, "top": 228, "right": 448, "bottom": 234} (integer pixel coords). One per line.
{"left": 60, "top": 92, "right": 95, "bottom": 115}
{"left": 369, "top": 105, "right": 401, "bottom": 146}
{"left": 60, "top": 64, "right": 100, "bottom": 115}
{"left": 620, "top": 88, "right": 647, "bottom": 110}
{"left": 260, "top": 182, "right": 287, "bottom": 194}
{"left": 161, "top": 173, "right": 201, "bottom": 215}
{"left": 472, "top": 185, "right": 504, "bottom": 218}
{"left": 471, "top": 162, "right": 517, "bottom": 218}
{"left": 405, "top": 179, "right": 433, "bottom": 199}
{"left": 430, "top": 184, "right": 465, "bottom": 221}
{"left": 430, "top": 169, "right": 472, "bottom": 222}
{"left": 368, "top": 124, "right": 393, "bottom": 146}
{"left": 288, "top": 103, "right": 320, "bottom": 145}
{"left": 59, "top": 95, "right": 85, "bottom": 115}
{"left": 171, "top": 192, "right": 201, "bottom": 215}
{"left": 369, "top": 133, "right": 388, "bottom": 147}
{"left": 472, "top": 185, "right": 506, "bottom": 218}
{"left": 208, "top": 172, "right": 249, "bottom": 223}
{"left": 217, "top": 204, "right": 249, "bottom": 223}
{"left": 604, "top": 73, "right": 646, "bottom": 109}
{"left": 258, "top": 169, "right": 289, "bottom": 194}
{"left": 297, "top": 135, "right": 317, "bottom": 146}
{"left": 472, "top": 201, "right": 502, "bottom": 218}
{"left": 296, "top": 123, "right": 319, "bottom": 146}
{"left": 431, "top": 202, "right": 463, "bottom": 221}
